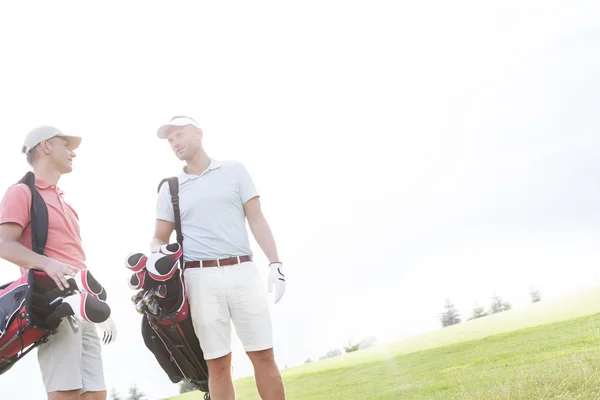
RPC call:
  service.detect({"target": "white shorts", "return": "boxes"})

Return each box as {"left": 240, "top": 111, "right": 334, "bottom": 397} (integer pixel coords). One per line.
{"left": 37, "top": 319, "right": 105, "bottom": 394}
{"left": 184, "top": 261, "right": 273, "bottom": 360}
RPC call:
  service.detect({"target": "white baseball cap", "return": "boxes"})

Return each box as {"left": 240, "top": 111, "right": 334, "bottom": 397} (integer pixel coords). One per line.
{"left": 22, "top": 125, "right": 82, "bottom": 155}
{"left": 156, "top": 116, "right": 201, "bottom": 139}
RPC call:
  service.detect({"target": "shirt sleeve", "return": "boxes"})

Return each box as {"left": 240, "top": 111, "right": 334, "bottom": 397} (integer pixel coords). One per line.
{"left": 0, "top": 184, "right": 31, "bottom": 228}
{"left": 156, "top": 182, "right": 175, "bottom": 223}
{"left": 238, "top": 163, "right": 259, "bottom": 204}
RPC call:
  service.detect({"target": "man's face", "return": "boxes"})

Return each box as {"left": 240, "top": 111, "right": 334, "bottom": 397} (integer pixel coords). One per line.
{"left": 166, "top": 124, "right": 202, "bottom": 160}
{"left": 46, "top": 137, "right": 76, "bottom": 174}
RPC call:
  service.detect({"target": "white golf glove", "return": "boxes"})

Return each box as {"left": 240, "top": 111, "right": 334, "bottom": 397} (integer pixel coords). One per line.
{"left": 268, "top": 262, "right": 286, "bottom": 304}
{"left": 96, "top": 317, "right": 117, "bottom": 345}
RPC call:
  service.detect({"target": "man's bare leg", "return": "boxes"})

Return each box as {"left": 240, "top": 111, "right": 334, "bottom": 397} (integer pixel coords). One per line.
{"left": 48, "top": 390, "right": 80, "bottom": 400}
{"left": 206, "top": 353, "right": 235, "bottom": 400}
{"left": 247, "top": 348, "right": 285, "bottom": 400}
{"left": 81, "top": 391, "right": 107, "bottom": 400}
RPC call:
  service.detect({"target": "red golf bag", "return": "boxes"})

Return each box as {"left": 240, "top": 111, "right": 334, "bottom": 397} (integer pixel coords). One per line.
{"left": 0, "top": 172, "right": 111, "bottom": 375}
{"left": 0, "top": 270, "right": 60, "bottom": 374}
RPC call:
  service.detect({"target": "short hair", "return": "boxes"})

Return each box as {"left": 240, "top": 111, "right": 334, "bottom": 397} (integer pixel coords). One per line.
{"left": 24, "top": 137, "right": 55, "bottom": 167}
{"left": 25, "top": 144, "right": 39, "bottom": 166}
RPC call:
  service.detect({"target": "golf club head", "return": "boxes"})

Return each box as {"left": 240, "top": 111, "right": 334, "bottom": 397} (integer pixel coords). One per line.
{"left": 155, "top": 284, "right": 168, "bottom": 299}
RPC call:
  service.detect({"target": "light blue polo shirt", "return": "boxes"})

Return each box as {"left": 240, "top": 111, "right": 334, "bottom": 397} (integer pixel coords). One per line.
{"left": 155, "top": 159, "right": 259, "bottom": 262}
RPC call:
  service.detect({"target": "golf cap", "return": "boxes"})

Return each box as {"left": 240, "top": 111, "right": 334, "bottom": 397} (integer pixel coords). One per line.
{"left": 22, "top": 125, "right": 82, "bottom": 155}
{"left": 156, "top": 116, "right": 200, "bottom": 139}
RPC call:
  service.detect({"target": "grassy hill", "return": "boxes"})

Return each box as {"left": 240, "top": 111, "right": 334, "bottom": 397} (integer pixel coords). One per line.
{"left": 165, "top": 286, "right": 600, "bottom": 399}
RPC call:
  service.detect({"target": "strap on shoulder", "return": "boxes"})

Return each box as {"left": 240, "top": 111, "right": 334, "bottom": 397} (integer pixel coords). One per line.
{"left": 157, "top": 177, "right": 183, "bottom": 246}
{"left": 18, "top": 172, "right": 48, "bottom": 255}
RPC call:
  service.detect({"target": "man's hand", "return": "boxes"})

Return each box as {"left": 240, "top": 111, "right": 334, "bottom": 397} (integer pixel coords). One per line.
{"left": 41, "top": 259, "right": 79, "bottom": 291}
{"left": 0, "top": 223, "right": 77, "bottom": 291}
{"left": 268, "top": 262, "right": 286, "bottom": 304}
{"left": 96, "top": 317, "right": 117, "bottom": 345}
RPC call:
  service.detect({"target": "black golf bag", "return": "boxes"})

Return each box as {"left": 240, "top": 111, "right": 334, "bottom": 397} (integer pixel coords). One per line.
{"left": 127, "top": 177, "right": 210, "bottom": 398}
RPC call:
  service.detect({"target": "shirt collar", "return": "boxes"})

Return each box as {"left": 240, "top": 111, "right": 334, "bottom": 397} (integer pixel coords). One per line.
{"left": 34, "top": 178, "right": 64, "bottom": 194}
{"left": 178, "top": 159, "right": 222, "bottom": 184}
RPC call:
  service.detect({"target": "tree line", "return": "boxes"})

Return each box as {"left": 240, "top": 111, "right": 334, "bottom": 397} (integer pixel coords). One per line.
{"left": 304, "top": 336, "right": 377, "bottom": 364}
{"left": 110, "top": 380, "right": 202, "bottom": 399}
{"left": 110, "top": 384, "right": 146, "bottom": 400}
{"left": 439, "top": 286, "right": 542, "bottom": 328}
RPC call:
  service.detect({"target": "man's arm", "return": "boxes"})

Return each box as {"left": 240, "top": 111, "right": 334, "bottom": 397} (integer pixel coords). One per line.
{"left": 245, "top": 196, "right": 286, "bottom": 304}
{"left": 151, "top": 219, "right": 175, "bottom": 253}
{"left": 244, "top": 197, "right": 280, "bottom": 263}
{"left": 0, "top": 222, "right": 78, "bottom": 290}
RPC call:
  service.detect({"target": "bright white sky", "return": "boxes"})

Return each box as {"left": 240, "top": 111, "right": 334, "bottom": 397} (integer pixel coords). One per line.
{"left": 1, "top": 1, "right": 599, "bottom": 399}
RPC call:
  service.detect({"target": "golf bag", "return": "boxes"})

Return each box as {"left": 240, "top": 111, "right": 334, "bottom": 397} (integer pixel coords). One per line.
{"left": 0, "top": 172, "right": 111, "bottom": 375}
{"left": 0, "top": 269, "right": 60, "bottom": 375}
{"left": 127, "top": 177, "right": 209, "bottom": 398}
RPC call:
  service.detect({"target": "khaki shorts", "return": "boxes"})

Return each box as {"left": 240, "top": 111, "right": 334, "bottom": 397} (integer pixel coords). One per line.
{"left": 184, "top": 261, "right": 273, "bottom": 360}
{"left": 37, "top": 318, "right": 105, "bottom": 394}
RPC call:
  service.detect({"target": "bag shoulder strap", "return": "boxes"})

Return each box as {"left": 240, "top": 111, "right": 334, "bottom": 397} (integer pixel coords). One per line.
{"left": 18, "top": 171, "right": 48, "bottom": 255}
{"left": 157, "top": 177, "right": 183, "bottom": 246}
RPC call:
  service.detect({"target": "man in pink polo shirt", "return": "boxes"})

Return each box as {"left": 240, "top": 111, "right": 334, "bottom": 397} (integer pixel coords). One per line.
{"left": 0, "top": 126, "right": 108, "bottom": 400}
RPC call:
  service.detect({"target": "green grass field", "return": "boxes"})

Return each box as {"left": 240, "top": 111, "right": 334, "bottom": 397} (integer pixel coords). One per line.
{"left": 165, "top": 286, "right": 600, "bottom": 400}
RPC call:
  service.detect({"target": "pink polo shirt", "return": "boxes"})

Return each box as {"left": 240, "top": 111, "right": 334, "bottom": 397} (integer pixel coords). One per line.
{"left": 0, "top": 178, "right": 86, "bottom": 276}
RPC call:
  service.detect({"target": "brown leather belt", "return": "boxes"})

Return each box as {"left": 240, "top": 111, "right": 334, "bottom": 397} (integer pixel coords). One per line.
{"left": 184, "top": 255, "right": 252, "bottom": 269}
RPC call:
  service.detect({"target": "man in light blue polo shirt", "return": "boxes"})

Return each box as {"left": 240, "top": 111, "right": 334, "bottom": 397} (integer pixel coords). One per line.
{"left": 150, "top": 115, "right": 286, "bottom": 400}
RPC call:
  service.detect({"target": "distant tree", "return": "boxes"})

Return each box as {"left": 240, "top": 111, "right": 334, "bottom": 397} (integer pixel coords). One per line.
{"left": 343, "top": 341, "right": 360, "bottom": 353}
{"left": 358, "top": 336, "right": 377, "bottom": 350}
{"left": 468, "top": 304, "right": 488, "bottom": 321}
{"left": 490, "top": 293, "right": 512, "bottom": 314}
{"left": 127, "top": 384, "right": 146, "bottom": 400}
{"left": 529, "top": 286, "right": 542, "bottom": 303}
{"left": 438, "top": 299, "right": 461, "bottom": 327}
{"left": 179, "top": 379, "right": 197, "bottom": 394}
{"left": 319, "top": 348, "right": 342, "bottom": 360}
{"left": 304, "top": 358, "right": 313, "bottom": 364}
{"left": 110, "top": 388, "right": 122, "bottom": 400}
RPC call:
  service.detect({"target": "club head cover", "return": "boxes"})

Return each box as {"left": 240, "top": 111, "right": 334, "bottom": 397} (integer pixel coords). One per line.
{"left": 128, "top": 270, "right": 146, "bottom": 290}
{"left": 125, "top": 253, "right": 148, "bottom": 273}
{"left": 158, "top": 243, "right": 182, "bottom": 260}
{"left": 97, "top": 287, "right": 107, "bottom": 301}
{"left": 66, "top": 270, "right": 104, "bottom": 299}
{"left": 44, "top": 302, "right": 74, "bottom": 329}
{"left": 60, "top": 293, "right": 111, "bottom": 324}
{"left": 128, "top": 270, "right": 160, "bottom": 291}
{"left": 146, "top": 253, "right": 179, "bottom": 282}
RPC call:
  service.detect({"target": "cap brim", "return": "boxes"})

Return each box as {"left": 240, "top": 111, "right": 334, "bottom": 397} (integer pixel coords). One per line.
{"left": 157, "top": 117, "right": 201, "bottom": 139}
{"left": 61, "top": 135, "right": 82, "bottom": 151}
{"left": 157, "top": 125, "right": 171, "bottom": 139}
